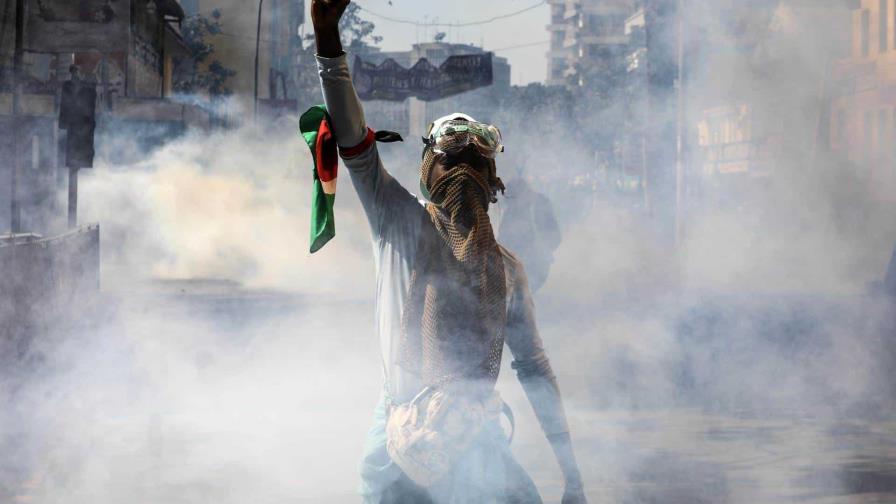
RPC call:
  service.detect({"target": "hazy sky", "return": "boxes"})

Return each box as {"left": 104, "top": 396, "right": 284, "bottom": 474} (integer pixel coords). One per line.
{"left": 306, "top": 0, "right": 551, "bottom": 85}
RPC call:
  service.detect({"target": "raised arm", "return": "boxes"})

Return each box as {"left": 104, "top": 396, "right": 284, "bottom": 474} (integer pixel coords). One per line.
{"left": 311, "top": 0, "right": 421, "bottom": 242}
{"left": 504, "top": 256, "right": 587, "bottom": 504}
{"left": 312, "top": 0, "right": 366, "bottom": 147}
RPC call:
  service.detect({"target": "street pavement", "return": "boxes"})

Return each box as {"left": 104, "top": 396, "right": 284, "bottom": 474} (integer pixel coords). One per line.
{"left": 2, "top": 280, "right": 895, "bottom": 503}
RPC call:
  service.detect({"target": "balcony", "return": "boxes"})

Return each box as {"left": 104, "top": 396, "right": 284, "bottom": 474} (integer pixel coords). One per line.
{"left": 547, "top": 48, "right": 571, "bottom": 58}
{"left": 582, "top": 4, "right": 633, "bottom": 15}
{"left": 581, "top": 34, "right": 629, "bottom": 45}
{"left": 107, "top": 96, "right": 210, "bottom": 130}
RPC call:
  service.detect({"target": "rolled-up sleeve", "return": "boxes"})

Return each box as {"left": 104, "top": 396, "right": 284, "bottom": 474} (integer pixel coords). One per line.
{"left": 505, "top": 257, "right": 570, "bottom": 436}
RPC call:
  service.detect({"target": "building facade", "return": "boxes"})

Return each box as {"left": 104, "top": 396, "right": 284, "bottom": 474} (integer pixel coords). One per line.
{"left": 546, "top": 0, "right": 635, "bottom": 87}
{"left": 0, "top": 0, "right": 206, "bottom": 235}
{"left": 831, "top": 0, "right": 896, "bottom": 202}
{"left": 359, "top": 42, "right": 512, "bottom": 139}
{"left": 687, "top": 1, "right": 852, "bottom": 206}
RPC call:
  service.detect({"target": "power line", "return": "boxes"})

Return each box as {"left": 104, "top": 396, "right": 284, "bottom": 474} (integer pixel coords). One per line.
{"left": 216, "top": 31, "right": 276, "bottom": 44}
{"left": 355, "top": 1, "right": 547, "bottom": 28}
{"left": 492, "top": 40, "right": 549, "bottom": 52}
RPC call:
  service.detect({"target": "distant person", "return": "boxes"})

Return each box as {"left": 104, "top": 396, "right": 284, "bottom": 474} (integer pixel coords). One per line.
{"left": 308, "top": 1, "right": 587, "bottom": 503}
{"left": 499, "top": 177, "right": 562, "bottom": 292}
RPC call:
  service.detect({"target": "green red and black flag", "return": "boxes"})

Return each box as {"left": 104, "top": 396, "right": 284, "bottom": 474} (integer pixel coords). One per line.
{"left": 300, "top": 105, "right": 402, "bottom": 253}
{"left": 300, "top": 105, "right": 339, "bottom": 253}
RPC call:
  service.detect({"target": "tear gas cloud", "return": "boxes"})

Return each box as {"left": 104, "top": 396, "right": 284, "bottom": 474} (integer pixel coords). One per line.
{"left": 2, "top": 2, "right": 896, "bottom": 503}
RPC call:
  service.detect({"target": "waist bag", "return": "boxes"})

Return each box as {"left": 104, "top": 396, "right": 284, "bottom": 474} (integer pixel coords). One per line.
{"left": 385, "top": 386, "right": 507, "bottom": 487}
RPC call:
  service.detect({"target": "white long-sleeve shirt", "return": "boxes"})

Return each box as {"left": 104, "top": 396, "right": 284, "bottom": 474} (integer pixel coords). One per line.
{"left": 317, "top": 53, "right": 569, "bottom": 436}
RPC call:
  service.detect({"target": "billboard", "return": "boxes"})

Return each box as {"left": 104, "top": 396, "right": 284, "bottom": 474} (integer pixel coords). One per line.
{"left": 353, "top": 53, "right": 494, "bottom": 102}
{"left": 25, "top": 0, "right": 129, "bottom": 53}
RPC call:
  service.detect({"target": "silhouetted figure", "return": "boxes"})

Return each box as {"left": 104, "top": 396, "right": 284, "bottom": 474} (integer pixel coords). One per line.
{"left": 499, "top": 177, "right": 562, "bottom": 292}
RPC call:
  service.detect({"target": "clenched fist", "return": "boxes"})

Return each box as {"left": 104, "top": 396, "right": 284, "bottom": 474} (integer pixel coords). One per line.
{"left": 312, "top": 0, "right": 349, "bottom": 57}
{"left": 312, "top": 0, "right": 350, "bottom": 33}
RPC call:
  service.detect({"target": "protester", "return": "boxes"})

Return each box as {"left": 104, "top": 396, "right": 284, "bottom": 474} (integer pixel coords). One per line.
{"left": 310, "top": 1, "right": 587, "bottom": 502}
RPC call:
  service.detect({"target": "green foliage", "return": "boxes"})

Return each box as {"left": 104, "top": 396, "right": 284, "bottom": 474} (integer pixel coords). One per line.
{"left": 294, "top": 5, "right": 382, "bottom": 106}
{"left": 174, "top": 9, "right": 237, "bottom": 103}
{"left": 339, "top": 4, "right": 383, "bottom": 52}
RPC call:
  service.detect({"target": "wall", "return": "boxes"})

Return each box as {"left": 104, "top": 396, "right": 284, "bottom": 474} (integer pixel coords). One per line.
{"left": 0, "top": 226, "right": 101, "bottom": 361}
{"left": 24, "top": 0, "right": 130, "bottom": 53}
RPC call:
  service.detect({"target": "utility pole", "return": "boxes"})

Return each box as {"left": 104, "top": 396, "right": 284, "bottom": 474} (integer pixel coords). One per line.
{"left": 254, "top": 0, "right": 264, "bottom": 122}
{"left": 642, "top": 18, "right": 652, "bottom": 216}
{"left": 675, "top": 0, "right": 685, "bottom": 245}
{"left": 643, "top": 0, "right": 679, "bottom": 243}
{"left": 68, "top": 167, "right": 78, "bottom": 229}
{"left": 10, "top": 0, "right": 24, "bottom": 234}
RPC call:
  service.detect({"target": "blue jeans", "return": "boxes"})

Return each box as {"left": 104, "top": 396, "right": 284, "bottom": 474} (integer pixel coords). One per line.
{"left": 358, "top": 396, "right": 543, "bottom": 504}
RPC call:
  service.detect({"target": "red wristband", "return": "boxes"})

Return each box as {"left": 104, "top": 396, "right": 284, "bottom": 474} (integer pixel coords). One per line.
{"left": 339, "top": 127, "right": 376, "bottom": 159}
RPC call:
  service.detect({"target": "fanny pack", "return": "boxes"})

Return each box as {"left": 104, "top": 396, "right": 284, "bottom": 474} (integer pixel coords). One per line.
{"left": 385, "top": 385, "right": 513, "bottom": 487}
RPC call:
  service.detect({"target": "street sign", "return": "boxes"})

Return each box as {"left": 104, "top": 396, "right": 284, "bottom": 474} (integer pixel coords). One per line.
{"left": 353, "top": 53, "right": 494, "bottom": 102}
{"left": 59, "top": 80, "right": 96, "bottom": 168}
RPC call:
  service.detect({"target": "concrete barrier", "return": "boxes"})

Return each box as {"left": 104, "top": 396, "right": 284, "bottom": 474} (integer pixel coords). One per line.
{"left": 0, "top": 225, "right": 100, "bottom": 359}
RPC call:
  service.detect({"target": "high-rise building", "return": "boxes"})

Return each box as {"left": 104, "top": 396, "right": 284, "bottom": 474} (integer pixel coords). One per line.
{"left": 546, "top": 0, "right": 635, "bottom": 87}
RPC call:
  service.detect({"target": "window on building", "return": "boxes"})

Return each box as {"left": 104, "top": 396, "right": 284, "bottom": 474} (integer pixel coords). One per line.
{"left": 551, "top": 68, "right": 562, "bottom": 80}
{"left": 552, "top": 31, "right": 564, "bottom": 47}
{"left": 863, "top": 9, "right": 871, "bottom": 56}
{"left": 552, "top": 5, "right": 564, "bottom": 24}
{"left": 552, "top": 61, "right": 565, "bottom": 80}
{"left": 588, "top": 14, "right": 625, "bottom": 37}
{"left": 881, "top": 0, "right": 889, "bottom": 52}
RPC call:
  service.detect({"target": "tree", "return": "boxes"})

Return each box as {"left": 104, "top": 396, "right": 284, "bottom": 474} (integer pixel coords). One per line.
{"left": 293, "top": 5, "right": 382, "bottom": 106}
{"left": 339, "top": 3, "right": 383, "bottom": 52}
{"left": 173, "top": 9, "right": 237, "bottom": 103}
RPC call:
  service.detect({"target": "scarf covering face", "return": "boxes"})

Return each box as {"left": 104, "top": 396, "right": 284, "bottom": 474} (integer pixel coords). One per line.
{"left": 399, "top": 149, "right": 507, "bottom": 389}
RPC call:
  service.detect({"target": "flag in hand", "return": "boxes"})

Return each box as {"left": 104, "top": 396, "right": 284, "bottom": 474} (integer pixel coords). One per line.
{"left": 300, "top": 105, "right": 338, "bottom": 253}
